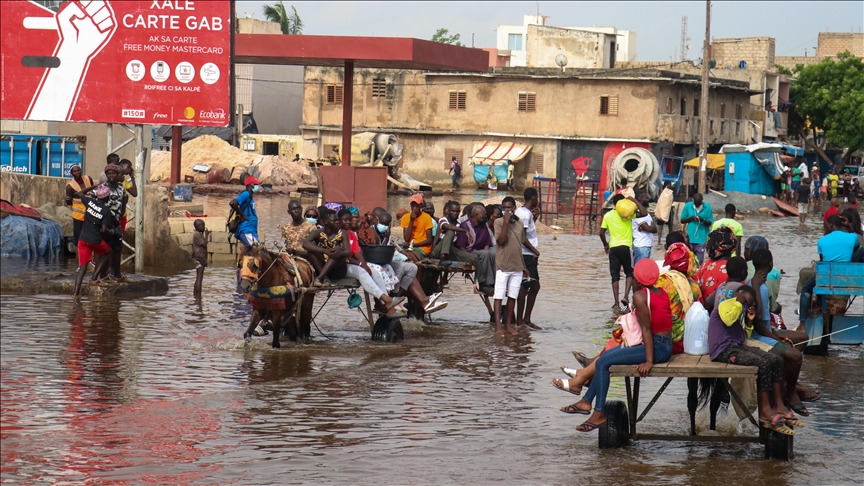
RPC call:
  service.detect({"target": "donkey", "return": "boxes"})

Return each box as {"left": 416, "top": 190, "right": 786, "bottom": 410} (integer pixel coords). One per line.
{"left": 238, "top": 243, "right": 315, "bottom": 347}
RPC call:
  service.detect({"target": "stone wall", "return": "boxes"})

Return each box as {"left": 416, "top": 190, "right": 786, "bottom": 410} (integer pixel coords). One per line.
{"left": 167, "top": 216, "right": 239, "bottom": 266}
{"left": 140, "top": 184, "right": 198, "bottom": 270}
{"left": 711, "top": 37, "right": 775, "bottom": 72}
{"left": 0, "top": 172, "right": 68, "bottom": 208}
{"left": 774, "top": 56, "right": 824, "bottom": 72}
{"left": 816, "top": 32, "right": 864, "bottom": 57}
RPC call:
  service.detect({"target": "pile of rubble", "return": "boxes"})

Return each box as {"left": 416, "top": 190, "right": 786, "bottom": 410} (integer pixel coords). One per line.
{"left": 150, "top": 135, "right": 316, "bottom": 187}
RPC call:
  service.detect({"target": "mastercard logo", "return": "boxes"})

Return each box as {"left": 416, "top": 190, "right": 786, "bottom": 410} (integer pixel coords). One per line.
{"left": 184, "top": 107, "right": 195, "bottom": 119}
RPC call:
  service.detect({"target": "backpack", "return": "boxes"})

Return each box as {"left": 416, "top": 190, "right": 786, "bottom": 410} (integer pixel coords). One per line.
{"left": 226, "top": 196, "right": 250, "bottom": 234}
{"left": 453, "top": 161, "right": 462, "bottom": 176}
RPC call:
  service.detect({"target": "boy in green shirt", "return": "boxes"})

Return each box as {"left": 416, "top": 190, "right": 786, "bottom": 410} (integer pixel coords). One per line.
{"left": 599, "top": 194, "right": 647, "bottom": 311}
{"left": 711, "top": 203, "right": 744, "bottom": 256}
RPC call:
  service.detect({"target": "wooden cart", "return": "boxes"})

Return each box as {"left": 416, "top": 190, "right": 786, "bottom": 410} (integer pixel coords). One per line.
{"left": 605, "top": 354, "right": 795, "bottom": 460}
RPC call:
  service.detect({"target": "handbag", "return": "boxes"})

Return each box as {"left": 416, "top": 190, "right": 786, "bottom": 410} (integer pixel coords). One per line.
{"left": 617, "top": 288, "right": 651, "bottom": 347}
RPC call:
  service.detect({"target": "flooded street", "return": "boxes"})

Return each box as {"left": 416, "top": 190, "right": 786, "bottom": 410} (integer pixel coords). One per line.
{"left": 2, "top": 192, "right": 862, "bottom": 485}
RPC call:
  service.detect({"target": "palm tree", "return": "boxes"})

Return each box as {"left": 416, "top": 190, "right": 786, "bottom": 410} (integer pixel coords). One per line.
{"left": 262, "top": 2, "right": 303, "bottom": 35}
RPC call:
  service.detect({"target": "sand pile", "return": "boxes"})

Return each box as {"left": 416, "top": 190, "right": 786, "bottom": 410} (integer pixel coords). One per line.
{"left": 149, "top": 135, "right": 315, "bottom": 186}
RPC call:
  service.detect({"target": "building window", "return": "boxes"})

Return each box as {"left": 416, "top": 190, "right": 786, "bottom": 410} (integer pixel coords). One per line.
{"left": 710, "top": 120, "right": 715, "bottom": 135}
{"left": 736, "top": 122, "right": 741, "bottom": 136}
{"left": 736, "top": 103, "right": 743, "bottom": 119}
{"left": 530, "top": 153, "right": 544, "bottom": 174}
{"left": 326, "top": 84, "right": 343, "bottom": 104}
{"left": 693, "top": 98, "right": 699, "bottom": 117}
{"left": 449, "top": 90, "right": 466, "bottom": 110}
{"left": 720, "top": 102, "right": 726, "bottom": 118}
{"left": 508, "top": 33, "right": 523, "bottom": 51}
{"left": 600, "top": 95, "right": 618, "bottom": 116}
{"left": 518, "top": 91, "right": 536, "bottom": 112}
{"left": 666, "top": 97, "right": 673, "bottom": 114}
{"left": 721, "top": 121, "right": 727, "bottom": 135}
{"left": 372, "top": 78, "right": 387, "bottom": 98}
{"left": 444, "top": 148, "right": 463, "bottom": 170}
{"left": 681, "top": 98, "right": 687, "bottom": 116}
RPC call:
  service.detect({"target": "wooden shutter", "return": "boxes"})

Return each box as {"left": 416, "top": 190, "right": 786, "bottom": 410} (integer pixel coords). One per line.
{"left": 736, "top": 104, "right": 743, "bottom": 119}
{"left": 444, "top": 148, "right": 463, "bottom": 170}
{"left": 600, "top": 95, "right": 618, "bottom": 115}
{"left": 449, "top": 90, "right": 466, "bottom": 110}
{"left": 720, "top": 103, "right": 726, "bottom": 118}
{"left": 372, "top": 78, "right": 386, "bottom": 98}
{"left": 529, "top": 153, "right": 544, "bottom": 174}
{"left": 326, "top": 84, "right": 344, "bottom": 104}
{"left": 518, "top": 92, "right": 536, "bottom": 112}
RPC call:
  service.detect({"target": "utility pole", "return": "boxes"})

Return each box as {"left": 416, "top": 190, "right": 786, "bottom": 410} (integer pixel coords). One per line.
{"left": 698, "top": 0, "right": 711, "bottom": 195}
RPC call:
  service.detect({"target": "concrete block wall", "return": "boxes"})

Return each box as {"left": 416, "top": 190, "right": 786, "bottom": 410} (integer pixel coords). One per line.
{"left": 711, "top": 37, "right": 776, "bottom": 72}
{"left": 816, "top": 33, "right": 864, "bottom": 57}
{"left": 168, "top": 216, "right": 255, "bottom": 265}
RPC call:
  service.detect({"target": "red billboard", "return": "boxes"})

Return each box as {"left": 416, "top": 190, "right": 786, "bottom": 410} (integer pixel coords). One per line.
{"left": 0, "top": 0, "right": 232, "bottom": 127}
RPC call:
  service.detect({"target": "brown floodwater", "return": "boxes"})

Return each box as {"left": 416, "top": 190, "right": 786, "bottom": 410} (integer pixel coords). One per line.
{"left": 2, "top": 190, "right": 862, "bottom": 485}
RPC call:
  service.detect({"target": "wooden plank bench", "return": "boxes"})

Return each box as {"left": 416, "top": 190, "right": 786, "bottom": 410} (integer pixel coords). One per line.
{"left": 417, "top": 258, "right": 496, "bottom": 319}
{"left": 604, "top": 354, "right": 794, "bottom": 460}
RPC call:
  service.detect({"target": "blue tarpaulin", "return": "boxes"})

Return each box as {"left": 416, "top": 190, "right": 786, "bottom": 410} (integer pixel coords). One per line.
{"left": 0, "top": 215, "right": 62, "bottom": 259}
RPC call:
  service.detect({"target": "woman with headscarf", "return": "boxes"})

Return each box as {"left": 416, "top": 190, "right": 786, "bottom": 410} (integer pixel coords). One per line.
{"left": 656, "top": 236, "right": 703, "bottom": 354}
{"left": 695, "top": 226, "right": 737, "bottom": 298}
{"left": 562, "top": 259, "right": 673, "bottom": 431}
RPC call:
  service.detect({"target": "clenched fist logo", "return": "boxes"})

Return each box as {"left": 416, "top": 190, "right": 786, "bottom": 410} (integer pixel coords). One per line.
{"left": 26, "top": 1, "right": 117, "bottom": 121}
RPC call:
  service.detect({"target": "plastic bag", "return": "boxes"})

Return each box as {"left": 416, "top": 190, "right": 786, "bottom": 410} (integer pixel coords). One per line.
{"left": 683, "top": 301, "right": 710, "bottom": 355}
{"left": 654, "top": 187, "right": 674, "bottom": 223}
{"left": 615, "top": 199, "right": 637, "bottom": 220}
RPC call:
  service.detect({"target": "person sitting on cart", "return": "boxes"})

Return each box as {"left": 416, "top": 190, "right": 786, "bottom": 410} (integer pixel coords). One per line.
{"left": 281, "top": 200, "right": 317, "bottom": 258}
{"left": 708, "top": 285, "right": 801, "bottom": 436}
{"left": 453, "top": 204, "right": 493, "bottom": 295}
{"left": 400, "top": 194, "right": 435, "bottom": 262}
{"left": 430, "top": 201, "right": 469, "bottom": 260}
{"left": 302, "top": 208, "right": 350, "bottom": 287}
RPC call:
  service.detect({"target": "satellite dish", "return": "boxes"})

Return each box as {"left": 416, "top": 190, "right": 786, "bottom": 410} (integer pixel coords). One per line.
{"left": 555, "top": 54, "right": 568, "bottom": 68}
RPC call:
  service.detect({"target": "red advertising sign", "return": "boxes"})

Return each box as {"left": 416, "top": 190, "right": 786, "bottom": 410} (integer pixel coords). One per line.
{"left": 0, "top": 0, "right": 232, "bottom": 127}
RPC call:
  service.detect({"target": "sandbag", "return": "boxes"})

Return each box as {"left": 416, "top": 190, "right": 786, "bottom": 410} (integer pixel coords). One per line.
{"left": 615, "top": 199, "right": 637, "bottom": 219}
{"left": 683, "top": 301, "right": 710, "bottom": 355}
{"left": 654, "top": 187, "right": 674, "bottom": 222}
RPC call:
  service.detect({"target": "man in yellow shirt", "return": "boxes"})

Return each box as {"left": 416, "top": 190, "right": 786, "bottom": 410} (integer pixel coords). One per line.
{"left": 711, "top": 203, "right": 744, "bottom": 256}
{"left": 599, "top": 194, "right": 647, "bottom": 311}
{"left": 401, "top": 194, "right": 434, "bottom": 261}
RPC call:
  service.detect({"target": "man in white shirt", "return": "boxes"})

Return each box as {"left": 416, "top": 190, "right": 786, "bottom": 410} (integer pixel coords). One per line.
{"left": 515, "top": 187, "right": 542, "bottom": 330}
{"left": 631, "top": 191, "right": 657, "bottom": 265}
{"left": 798, "top": 159, "right": 809, "bottom": 181}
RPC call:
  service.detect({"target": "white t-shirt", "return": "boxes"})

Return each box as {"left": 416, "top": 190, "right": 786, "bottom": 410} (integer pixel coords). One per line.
{"left": 798, "top": 162, "right": 809, "bottom": 180}
{"left": 632, "top": 214, "right": 654, "bottom": 248}
{"left": 515, "top": 206, "right": 537, "bottom": 255}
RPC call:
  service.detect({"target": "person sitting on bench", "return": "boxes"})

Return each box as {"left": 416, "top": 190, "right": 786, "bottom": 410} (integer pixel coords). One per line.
{"left": 429, "top": 200, "right": 469, "bottom": 260}
{"left": 302, "top": 208, "right": 350, "bottom": 287}
{"left": 708, "top": 285, "right": 802, "bottom": 436}
{"left": 400, "top": 194, "right": 435, "bottom": 262}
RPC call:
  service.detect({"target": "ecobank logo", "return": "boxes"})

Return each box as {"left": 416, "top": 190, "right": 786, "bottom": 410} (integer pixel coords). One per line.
{"left": 200, "top": 108, "right": 226, "bottom": 120}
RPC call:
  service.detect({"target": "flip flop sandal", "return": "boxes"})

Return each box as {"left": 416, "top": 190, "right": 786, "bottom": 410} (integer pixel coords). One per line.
{"left": 782, "top": 411, "right": 805, "bottom": 427}
{"left": 788, "top": 401, "right": 810, "bottom": 417}
{"left": 561, "top": 366, "right": 579, "bottom": 378}
{"left": 571, "top": 351, "right": 589, "bottom": 368}
{"left": 552, "top": 378, "right": 581, "bottom": 396}
{"left": 524, "top": 322, "right": 542, "bottom": 330}
{"left": 560, "top": 404, "right": 590, "bottom": 415}
{"left": 428, "top": 292, "right": 442, "bottom": 306}
{"left": 387, "top": 296, "right": 406, "bottom": 310}
{"left": 761, "top": 421, "right": 795, "bottom": 436}
{"left": 576, "top": 421, "right": 603, "bottom": 432}
{"left": 252, "top": 324, "right": 268, "bottom": 336}
{"left": 800, "top": 389, "right": 822, "bottom": 402}
{"left": 425, "top": 301, "right": 448, "bottom": 314}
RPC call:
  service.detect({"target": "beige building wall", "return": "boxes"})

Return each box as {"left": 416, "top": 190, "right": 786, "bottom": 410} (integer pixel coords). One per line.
{"left": 525, "top": 24, "right": 608, "bottom": 68}
{"left": 816, "top": 32, "right": 864, "bottom": 57}
{"left": 711, "top": 37, "right": 775, "bottom": 71}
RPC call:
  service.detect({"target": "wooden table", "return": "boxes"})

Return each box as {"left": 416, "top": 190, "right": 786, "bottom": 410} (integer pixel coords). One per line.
{"left": 604, "top": 354, "right": 794, "bottom": 460}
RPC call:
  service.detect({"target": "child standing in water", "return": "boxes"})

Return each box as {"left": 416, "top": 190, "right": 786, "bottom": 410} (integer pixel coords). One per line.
{"left": 192, "top": 219, "right": 209, "bottom": 297}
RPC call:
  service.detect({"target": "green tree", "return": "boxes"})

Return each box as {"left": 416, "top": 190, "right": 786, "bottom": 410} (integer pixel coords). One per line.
{"left": 262, "top": 1, "right": 303, "bottom": 35}
{"left": 788, "top": 52, "right": 864, "bottom": 167}
{"left": 431, "top": 28, "right": 463, "bottom": 46}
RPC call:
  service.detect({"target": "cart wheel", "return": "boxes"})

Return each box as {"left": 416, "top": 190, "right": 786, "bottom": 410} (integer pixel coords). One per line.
{"left": 372, "top": 316, "right": 404, "bottom": 343}
{"left": 598, "top": 400, "right": 630, "bottom": 449}
{"left": 763, "top": 426, "right": 794, "bottom": 460}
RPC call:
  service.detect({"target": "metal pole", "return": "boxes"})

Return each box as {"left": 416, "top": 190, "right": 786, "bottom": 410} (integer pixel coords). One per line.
{"left": 107, "top": 123, "right": 113, "bottom": 157}
{"left": 170, "top": 126, "right": 182, "bottom": 185}
{"left": 698, "top": 0, "right": 711, "bottom": 195}
{"left": 341, "top": 60, "right": 354, "bottom": 166}
{"left": 134, "top": 124, "right": 144, "bottom": 274}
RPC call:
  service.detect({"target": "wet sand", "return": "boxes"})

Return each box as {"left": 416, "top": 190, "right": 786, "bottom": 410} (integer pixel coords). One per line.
{"left": 2, "top": 191, "right": 862, "bottom": 485}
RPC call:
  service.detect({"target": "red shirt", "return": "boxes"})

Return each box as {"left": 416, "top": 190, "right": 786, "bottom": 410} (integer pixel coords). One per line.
{"left": 823, "top": 205, "right": 839, "bottom": 222}
{"left": 695, "top": 258, "right": 729, "bottom": 298}
{"left": 348, "top": 230, "right": 361, "bottom": 256}
{"left": 646, "top": 287, "right": 673, "bottom": 334}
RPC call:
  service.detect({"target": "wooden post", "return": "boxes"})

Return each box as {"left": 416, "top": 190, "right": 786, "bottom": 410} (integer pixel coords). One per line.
{"left": 698, "top": 0, "right": 711, "bottom": 195}
{"left": 170, "top": 126, "right": 182, "bottom": 185}
{"left": 341, "top": 60, "right": 354, "bottom": 166}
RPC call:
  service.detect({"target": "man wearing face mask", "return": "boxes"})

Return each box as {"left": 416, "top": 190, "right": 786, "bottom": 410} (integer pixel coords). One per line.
{"left": 229, "top": 175, "right": 261, "bottom": 250}
{"left": 281, "top": 200, "right": 316, "bottom": 257}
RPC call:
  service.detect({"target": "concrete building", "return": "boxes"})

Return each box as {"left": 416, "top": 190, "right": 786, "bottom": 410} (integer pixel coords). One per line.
{"left": 775, "top": 32, "right": 864, "bottom": 71}
{"left": 299, "top": 66, "right": 754, "bottom": 194}
{"left": 495, "top": 15, "right": 636, "bottom": 69}
{"left": 234, "top": 18, "right": 304, "bottom": 135}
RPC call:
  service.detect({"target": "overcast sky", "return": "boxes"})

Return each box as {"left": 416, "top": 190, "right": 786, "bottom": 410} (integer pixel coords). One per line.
{"left": 237, "top": 1, "right": 863, "bottom": 61}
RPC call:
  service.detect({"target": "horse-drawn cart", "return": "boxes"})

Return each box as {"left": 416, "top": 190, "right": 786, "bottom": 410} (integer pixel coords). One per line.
{"left": 804, "top": 262, "right": 864, "bottom": 355}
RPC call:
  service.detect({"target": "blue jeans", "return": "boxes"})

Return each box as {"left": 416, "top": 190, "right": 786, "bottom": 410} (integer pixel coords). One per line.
{"left": 799, "top": 275, "right": 816, "bottom": 322}
{"left": 691, "top": 244, "right": 705, "bottom": 265}
{"left": 583, "top": 334, "right": 672, "bottom": 412}
{"left": 452, "top": 173, "right": 460, "bottom": 188}
{"left": 633, "top": 246, "right": 652, "bottom": 266}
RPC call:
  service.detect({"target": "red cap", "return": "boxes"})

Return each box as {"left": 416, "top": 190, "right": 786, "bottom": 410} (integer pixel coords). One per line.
{"left": 244, "top": 175, "right": 261, "bottom": 186}
{"left": 409, "top": 194, "right": 424, "bottom": 205}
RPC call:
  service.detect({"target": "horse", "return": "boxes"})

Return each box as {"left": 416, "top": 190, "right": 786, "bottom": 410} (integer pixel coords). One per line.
{"left": 238, "top": 243, "right": 316, "bottom": 347}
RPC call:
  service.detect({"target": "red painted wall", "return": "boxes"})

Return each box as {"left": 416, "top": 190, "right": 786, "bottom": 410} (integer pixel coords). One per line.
{"left": 599, "top": 142, "right": 653, "bottom": 194}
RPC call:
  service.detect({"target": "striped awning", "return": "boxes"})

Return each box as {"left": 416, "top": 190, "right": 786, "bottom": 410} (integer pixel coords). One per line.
{"left": 470, "top": 141, "right": 532, "bottom": 164}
